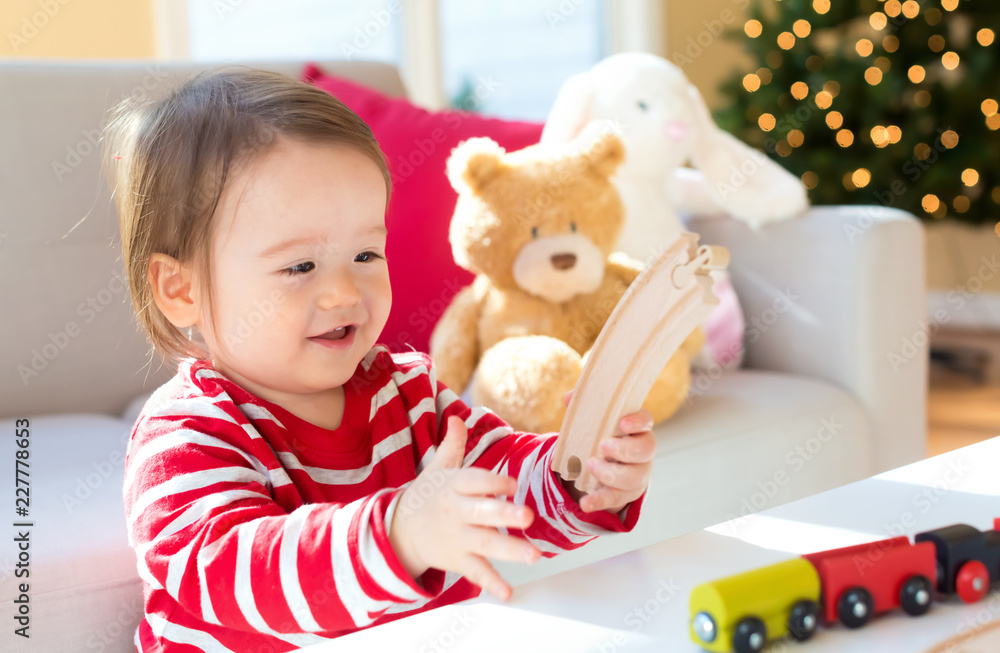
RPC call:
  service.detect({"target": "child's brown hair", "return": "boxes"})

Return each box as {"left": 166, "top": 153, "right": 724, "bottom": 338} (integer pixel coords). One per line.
{"left": 102, "top": 66, "right": 391, "bottom": 366}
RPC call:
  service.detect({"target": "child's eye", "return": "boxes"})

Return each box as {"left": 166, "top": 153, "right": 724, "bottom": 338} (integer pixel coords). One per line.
{"left": 355, "top": 251, "right": 384, "bottom": 263}
{"left": 280, "top": 261, "right": 315, "bottom": 276}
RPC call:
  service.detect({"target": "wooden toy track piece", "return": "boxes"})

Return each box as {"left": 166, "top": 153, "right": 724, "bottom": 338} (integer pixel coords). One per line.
{"left": 923, "top": 617, "right": 1000, "bottom": 653}
{"left": 551, "top": 232, "right": 728, "bottom": 494}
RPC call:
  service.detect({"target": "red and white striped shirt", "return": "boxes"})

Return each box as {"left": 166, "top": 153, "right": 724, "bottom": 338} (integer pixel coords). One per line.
{"left": 123, "top": 345, "right": 643, "bottom": 652}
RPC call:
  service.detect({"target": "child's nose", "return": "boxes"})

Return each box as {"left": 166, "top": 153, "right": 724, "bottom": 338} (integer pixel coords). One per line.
{"left": 317, "top": 273, "right": 362, "bottom": 310}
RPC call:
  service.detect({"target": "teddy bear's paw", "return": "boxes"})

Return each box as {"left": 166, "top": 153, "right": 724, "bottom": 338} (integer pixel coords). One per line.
{"left": 471, "top": 336, "right": 583, "bottom": 433}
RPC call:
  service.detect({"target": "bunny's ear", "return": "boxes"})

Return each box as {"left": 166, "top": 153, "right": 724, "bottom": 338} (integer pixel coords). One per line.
{"left": 685, "top": 84, "right": 809, "bottom": 224}
{"left": 446, "top": 137, "right": 507, "bottom": 193}
{"left": 541, "top": 70, "right": 596, "bottom": 145}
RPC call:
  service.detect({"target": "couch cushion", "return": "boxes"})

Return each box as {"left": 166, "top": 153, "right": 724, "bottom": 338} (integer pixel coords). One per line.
{"left": 0, "top": 412, "right": 141, "bottom": 652}
{"left": 302, "top": 63, "right": 544, "bottom": 354}
{"left": 494, "top": 369, "right": 873, "bottom": 585}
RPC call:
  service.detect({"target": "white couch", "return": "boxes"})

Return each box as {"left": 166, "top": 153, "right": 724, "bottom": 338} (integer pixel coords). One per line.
{"left": 0, "top": 59, "right": 927, "bottom": 651}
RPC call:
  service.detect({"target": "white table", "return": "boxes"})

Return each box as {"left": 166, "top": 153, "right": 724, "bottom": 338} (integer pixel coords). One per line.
{"left": 300, "top": 436, "right": 1000, "bottom": 653}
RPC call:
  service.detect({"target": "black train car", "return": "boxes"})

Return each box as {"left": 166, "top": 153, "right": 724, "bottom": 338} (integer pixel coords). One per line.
{"left": 915, "top": 518, "right": 1000, "bottom": 603}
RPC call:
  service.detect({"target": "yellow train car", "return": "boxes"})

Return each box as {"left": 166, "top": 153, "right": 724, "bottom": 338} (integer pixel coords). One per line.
{"left": 689, "top": 558, "right": 821, "bottom": 653}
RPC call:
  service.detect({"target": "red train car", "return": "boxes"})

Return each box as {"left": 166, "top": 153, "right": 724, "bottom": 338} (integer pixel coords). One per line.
{"left": 802, "top": 536, "right": 936, "bottom": 628}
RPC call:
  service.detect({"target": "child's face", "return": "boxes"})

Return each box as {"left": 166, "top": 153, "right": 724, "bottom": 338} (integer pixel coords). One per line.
{"left": 195, "top": 135, "right": 390, "bottom": 402}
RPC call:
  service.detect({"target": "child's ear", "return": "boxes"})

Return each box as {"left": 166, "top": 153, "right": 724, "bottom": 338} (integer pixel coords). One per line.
{"left": 148, "top": 253, "right": 201, "bottom": 329}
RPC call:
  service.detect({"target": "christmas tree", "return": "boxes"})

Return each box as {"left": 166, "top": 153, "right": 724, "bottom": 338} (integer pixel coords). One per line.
{"left": 715, "top": 0, "right": 999, "bottom": 225}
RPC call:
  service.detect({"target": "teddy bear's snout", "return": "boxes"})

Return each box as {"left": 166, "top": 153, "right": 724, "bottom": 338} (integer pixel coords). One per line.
{"left": 551, "top": 253, "right": 577, "bottom": 270}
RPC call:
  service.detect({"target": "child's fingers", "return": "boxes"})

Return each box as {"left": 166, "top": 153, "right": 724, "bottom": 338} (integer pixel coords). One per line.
{"left": 618, "top": 409, "right": 654, "bottom": 434}
{"left": 587, "top": 458, "right": 649, "bottom": 491}
{"left": 430, "top": 416, "right": 469, "bottom": 470}
{"left": 458, "top": 496, "right": 534, "bottom": 529}
{"left": 579, "top": 486, "right": 636, "bottom": 513}
{"left": 463, "top": 526, "right": 541, "bottom": 566}
{"left": 563, "top": 389, "right": 575, "bottom": 407}
{"left": 458, "top": 554, "right": 515, "bottom": 601}
{"left": 598, "top": 430, "right": 656, "bottom": 463}
{"left": 451, "top": 468, "right": 518, "bottom": 497}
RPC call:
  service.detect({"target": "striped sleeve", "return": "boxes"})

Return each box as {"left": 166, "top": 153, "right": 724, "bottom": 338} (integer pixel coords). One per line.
{"left": 405, "top": 353, "right": 644, "bottom": 556}
{"left": 123, "top": 403, "right": 445, "bottom": 638}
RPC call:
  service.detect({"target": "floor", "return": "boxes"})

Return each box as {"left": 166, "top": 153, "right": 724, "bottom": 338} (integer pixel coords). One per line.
{"left": 927, "top": 360, "right": 1000, "bottom": 457}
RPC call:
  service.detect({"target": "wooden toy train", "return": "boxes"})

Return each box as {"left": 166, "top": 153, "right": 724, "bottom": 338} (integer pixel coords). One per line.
{"left": 689, "top": 519, "right": 1000, "bottom": 653}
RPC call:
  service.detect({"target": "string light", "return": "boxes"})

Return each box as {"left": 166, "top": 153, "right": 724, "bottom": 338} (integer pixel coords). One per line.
{"left": 875, "top": 56, "right": 891, "bottom": 73}
{"left": 788, "top": 129, "right": 805, "bottom": 147}
{"left": 922, "top": 194, "right": 941, "bottom": 214}
{"left": 925, "top": 8, "right": 942, "bottom": 25}
{"left": 871, "top": 126, "right": 890, "bottom": 147}
{"left": 887, "top": 125, "right": 903, "bottom": 143}
{"left": 914, "top": 143, "right": 931, "bottom": 160}
{"left": 826, "top": 111, "right": 844, "bottom": 129}
{"left": 942, "top": 52, "right": 960, "bottom": 70}
{"left": 813, "top": 0, "right": 830, "bottom": 14}
{"left": 885, "top": 0, "right": 901, "bottom": 18}
{"left": 979, "top": 29, "right": 996, "bottom": 47}
{"left": 908, "top": 65, "right": 926, "bottom": 83}
{"left": 778, "top": 32, "right": 796, "bottom": 49}
{"left": 941, "top": 130, "right": 959, "bottom": 148}
{"left": 853, "top": 168, "right": 872, "bottom": 188}
{"left": 856, "top": 39, "right": 874, "bottom": 57}
{"left": 824, "top": 81, "right": 841, "bottom": 97}
{"left": 756, "top": 68, "right": 773, "bottom": 84}
{"left": 883, "top": 35, "right": 900, "bottom": 52}
{"left": 987, "top": 114, "right": 1000, "bottom": 130}
{"left": 793, "top": 19, "right": 812, "bottom": 38}
{"left": 791, "top": 81, "right": 809, "bottom": 99}
{"left": 775, "top": 140, "right": 792, "bottom": 156}
{"left": 843, "top": 172, "right": 856, "bottom": 190}
{"left": 928, "top": 35, "right": 945, "bottom": 52}
{"left": 758, "top": 113, "right": 776, "bottom": 131}
{"left": 745, "top": 20, "right": 763, "bottom": 38}
{"left": 962, "top": 169, "right": 980, "bottom": 186}
{"left": 901, "top": 1, "right": 920, "bottom": 19}
{"left": 743, "top": 74, "right": 762, "bottom": 92}
{"left": 953, "top": 196, "right": 970, "bottom": 213}
{"left": 915, "top": 90, "right": 932, "bottom": 107}
{"left": 942, "top": 0, "right": 958, "bottom": 10}
{"left": 865, "top": 67, "right": 884, "bottom": 85}
{"left": 983, "top": 99, "right": 998, "bottom": 117}
{"left": 870, "top": 12, "right": 888, "bottom": 30}
{"left": 815, "top": 91, "right": 833, "bottom": 109}
{"left": 837, "top": 129, "right": 854, "bottom": 147}
{"left": 801, "top": 171, "right": 819, "bottom": 189}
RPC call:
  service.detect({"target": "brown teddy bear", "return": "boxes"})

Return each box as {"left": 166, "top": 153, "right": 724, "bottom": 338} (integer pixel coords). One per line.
{"left": 429, "top": 123, "right": 704, "bottom": 433}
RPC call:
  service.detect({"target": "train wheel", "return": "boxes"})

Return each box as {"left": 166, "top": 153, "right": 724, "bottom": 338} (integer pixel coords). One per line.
{"left": 837, "top": 587, "right": 874, "bottom": 629}
{"left": 787, "top": 600, "right": 819, "bottom": 641}
{"left": 956, "top": 560, "right": 990, "bottom": 603}
{"left": 899, "top": 575, "right": 934, "bottom": 616}
{"left": 732, "top": 617, "right": 767, "bottom": 653}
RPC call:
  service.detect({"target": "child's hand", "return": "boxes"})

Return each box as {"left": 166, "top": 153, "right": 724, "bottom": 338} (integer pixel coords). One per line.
{"left": 562, "top": 391, "right": 656, "bottom": 515}
{"left": 389, "top": 416, "right": 541, "bottom": 601}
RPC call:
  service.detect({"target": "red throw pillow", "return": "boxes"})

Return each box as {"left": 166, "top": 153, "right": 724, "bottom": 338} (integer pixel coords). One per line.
{"left": 302, "top": 63, "right": 543, "bottom": 354}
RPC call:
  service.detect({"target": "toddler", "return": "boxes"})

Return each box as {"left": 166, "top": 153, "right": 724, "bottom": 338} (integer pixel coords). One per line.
{"left": 106, "top": 67, "right": 656, "bottom": 652}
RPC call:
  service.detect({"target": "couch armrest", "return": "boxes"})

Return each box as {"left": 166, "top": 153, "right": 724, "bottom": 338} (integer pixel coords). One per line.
{"left": 689, "top": 206, "right": 927, "bottom": 473}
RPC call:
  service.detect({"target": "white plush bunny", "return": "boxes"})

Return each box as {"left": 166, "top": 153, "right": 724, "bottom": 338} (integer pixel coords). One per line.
{"left": 542, "top": 52, "right": 809, "bottom": 370}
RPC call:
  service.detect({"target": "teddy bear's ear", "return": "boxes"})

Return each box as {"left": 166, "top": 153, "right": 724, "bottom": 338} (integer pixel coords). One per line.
{"left": 446, "top": 137, "right": 508, "bottom": 193}
{"left": 575, "top": 121, "right": 626, "bottom": 178}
